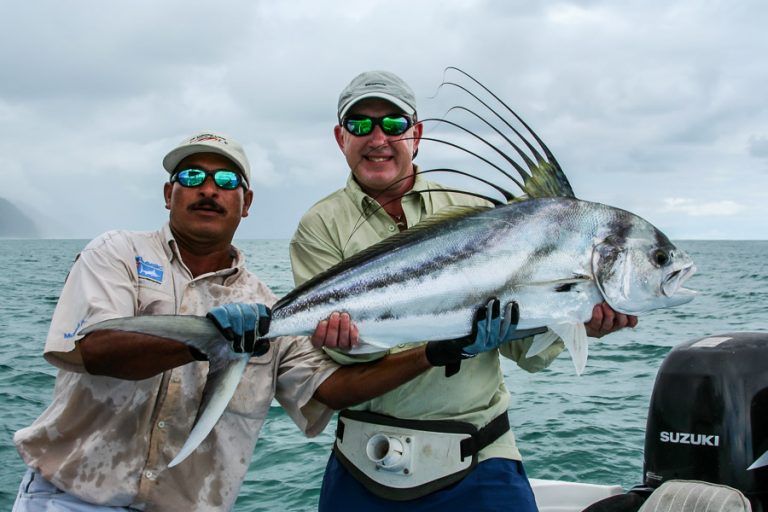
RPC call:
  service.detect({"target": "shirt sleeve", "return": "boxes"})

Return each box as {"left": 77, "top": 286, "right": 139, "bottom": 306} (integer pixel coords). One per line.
{"left": 289, "top": 219, "right": 344, "bottom": 287}
{"left": 44, "top": 232, "right": 138, "bottom": 372}
{"left": 499, "top": 332, "right": 566, "bottom": 373}
{"left": 273, "top": 335, "right": 340, "bottom": 437}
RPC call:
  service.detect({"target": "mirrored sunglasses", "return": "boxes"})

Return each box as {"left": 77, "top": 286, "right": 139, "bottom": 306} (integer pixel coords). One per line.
{"left": 170, "top": 168, "right": 245, "bottom": 190}
{"left": 343, "top": 114, "right": 413, "bottom": 137}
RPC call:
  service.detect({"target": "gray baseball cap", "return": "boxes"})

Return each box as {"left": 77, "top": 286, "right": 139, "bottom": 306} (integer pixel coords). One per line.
{"left": 163, "top": 131, "right": 251, "bottom": 188}
{"left": 337, "top": 70, "right": 417, "bottom": 121}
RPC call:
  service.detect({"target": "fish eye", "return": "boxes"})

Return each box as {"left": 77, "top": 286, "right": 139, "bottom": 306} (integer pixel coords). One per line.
{"left": 653, "top": 249, "right": 670, "bottom": 267}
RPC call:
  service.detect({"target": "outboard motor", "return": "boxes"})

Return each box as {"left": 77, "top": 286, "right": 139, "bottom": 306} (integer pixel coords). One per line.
{"left": 643, "top": 332, "right": 768, "bottom": 510}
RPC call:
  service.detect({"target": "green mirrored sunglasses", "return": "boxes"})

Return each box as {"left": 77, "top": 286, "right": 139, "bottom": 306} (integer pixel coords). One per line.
{"left": 343, "top": 114, "right": 413, "bottom": 137}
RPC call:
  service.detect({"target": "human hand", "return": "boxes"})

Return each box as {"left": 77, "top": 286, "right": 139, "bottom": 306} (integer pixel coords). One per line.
{"left": 425, "top": 299, "right": 518, "bottom": 376}
{"left": 207, "top": 303, "right": 272, "bottom": 356}
{"left": 311, "top": 312, "right": 360, "bottom": 349}
{"left": 584, "top": 302, "right": 638, "bottom": 338}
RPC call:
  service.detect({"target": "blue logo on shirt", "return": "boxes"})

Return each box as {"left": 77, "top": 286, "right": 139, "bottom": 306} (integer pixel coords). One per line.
{"left": 136, "top": 256, "right": 164, "bottom": 283}
{"left": 64, "top": 318, "right": 86, "bottom": 339}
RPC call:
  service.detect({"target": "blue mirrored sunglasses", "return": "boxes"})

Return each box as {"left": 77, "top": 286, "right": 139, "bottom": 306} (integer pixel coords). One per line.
{"left": 170, "top": 168, "right": 245, "bottom": 190}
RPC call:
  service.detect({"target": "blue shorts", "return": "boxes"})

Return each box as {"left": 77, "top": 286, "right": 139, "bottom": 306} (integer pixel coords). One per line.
{"left": 13, "top": 469, "right": 140, "bottom": 512}
{"left": 318, "top": 453, "right": 538, "bottom": 511}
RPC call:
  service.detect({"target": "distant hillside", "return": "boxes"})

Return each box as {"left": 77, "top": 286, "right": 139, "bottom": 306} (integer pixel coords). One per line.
{"left": 0, "top": 197, "right": 39, "bottom": 238}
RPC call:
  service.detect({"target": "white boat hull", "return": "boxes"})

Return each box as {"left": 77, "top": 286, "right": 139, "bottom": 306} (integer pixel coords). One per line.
{"left": 530, "top": 479, "right": 624, "bottom": 511}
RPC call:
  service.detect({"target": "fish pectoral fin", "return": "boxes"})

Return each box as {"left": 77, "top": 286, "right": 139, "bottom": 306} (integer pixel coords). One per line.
{"left": 348, "top": 346, "right": 389, "bottom": 355}
{"left": 347, "top": 338, "right": 391, "bottom": 355}
{"left": 547, "top": 323, "right": 588, "bottom": 376}
{"left": 748, "top": 449, "right": 768, "bottom": 470}
{"left": 168, "top": 354, "right": 250, "bottom": 468}
{"left": 525, "top": 330, "right": 561, "bottom": 358}
{"left": 80, "top": 315, "right": 249, "bottom": 467}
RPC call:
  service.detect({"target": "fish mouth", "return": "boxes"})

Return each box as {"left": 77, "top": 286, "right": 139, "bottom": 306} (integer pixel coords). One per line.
{"left": 661, "top": 263, "right": 697, "bottom": 301}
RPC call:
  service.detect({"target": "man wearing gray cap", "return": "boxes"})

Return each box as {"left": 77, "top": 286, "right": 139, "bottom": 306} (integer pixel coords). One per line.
{"left": 289, "top": 71, "right": 636, "bottom": 510}
{"left": 12, "top": 131, "right": 461, "bottom": 511}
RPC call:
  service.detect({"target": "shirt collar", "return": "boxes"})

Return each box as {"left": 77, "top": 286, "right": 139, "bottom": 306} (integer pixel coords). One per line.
{"left": 161, "top": 222, "right": 180, "bottom": 263}
{"left": 161, "top": 222, "right": 245, "bottom": 281}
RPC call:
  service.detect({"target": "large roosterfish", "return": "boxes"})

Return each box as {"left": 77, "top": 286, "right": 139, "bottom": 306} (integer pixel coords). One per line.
{"left": 81, "top": 68, "right": 696, "bottom": 467}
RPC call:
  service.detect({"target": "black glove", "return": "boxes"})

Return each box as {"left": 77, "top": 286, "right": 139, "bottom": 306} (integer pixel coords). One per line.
{"left": 425, "top": 299, "right": 519, "bottom": 377}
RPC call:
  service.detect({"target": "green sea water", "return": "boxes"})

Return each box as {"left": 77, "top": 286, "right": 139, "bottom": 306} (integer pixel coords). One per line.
{"left": 1, "top": 239, "right": 766, "bottom": 510}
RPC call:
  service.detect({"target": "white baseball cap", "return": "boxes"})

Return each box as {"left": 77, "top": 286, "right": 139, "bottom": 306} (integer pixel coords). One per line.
{"left": 163, "top": 131, "right": 251, "bottom": 187}
{"left": 337, "top": 70, "right": 417, "bottom": 122}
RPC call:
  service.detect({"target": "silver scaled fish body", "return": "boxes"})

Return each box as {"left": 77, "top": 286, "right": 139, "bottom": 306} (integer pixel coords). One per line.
{"left": 80, "top": 69, "right": 697, "bottom": 468}
{"left": 269, "top": 196, "right": 696, "bottom": 369}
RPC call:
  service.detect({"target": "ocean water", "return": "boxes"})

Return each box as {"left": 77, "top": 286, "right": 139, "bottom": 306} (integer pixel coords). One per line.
{"left": 0, "top": 239, "right": 766, "bottom": 510}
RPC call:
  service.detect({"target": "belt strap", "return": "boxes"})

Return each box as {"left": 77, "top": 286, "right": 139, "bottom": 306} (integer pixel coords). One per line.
{"left": 337, "top": 410, "right": 510, "bottom": 462}
{"left": 459, "top": 413, "right": 510, "bottom": 460}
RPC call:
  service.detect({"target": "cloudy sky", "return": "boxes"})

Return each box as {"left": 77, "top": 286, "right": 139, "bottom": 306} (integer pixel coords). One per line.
{"left": 2, "top": 0, "right": 766, "bottom": 240}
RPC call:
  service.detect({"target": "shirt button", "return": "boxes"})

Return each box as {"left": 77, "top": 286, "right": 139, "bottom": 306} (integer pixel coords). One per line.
{"left": 388, "top": 225, "right": 396, "bottom": 232}
{"left": 144, "top": 470, "right": 155, "bottom": 480}
{"left": 157, "top": 421, "right": 166, "bottom": 429}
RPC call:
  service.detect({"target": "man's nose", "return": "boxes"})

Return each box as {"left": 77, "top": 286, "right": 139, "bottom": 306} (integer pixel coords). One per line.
{"left": 197, "top": 175, "right": 220, "bottom": 194}
{"left": 369, "top": 125, "right": 390, "bottom": 145}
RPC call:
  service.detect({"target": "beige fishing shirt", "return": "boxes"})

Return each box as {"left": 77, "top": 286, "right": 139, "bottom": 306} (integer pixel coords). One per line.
{"left": 14, "top": 224, "right": 338, "bottom": 511}
{"left": 290, "top": 170, "right": 565, "bottom": 462}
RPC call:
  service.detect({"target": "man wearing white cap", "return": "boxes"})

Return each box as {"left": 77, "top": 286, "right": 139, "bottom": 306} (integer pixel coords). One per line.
{"left": 289, "top": 71, "right": 637, "bottom": 510}
{"left": 12, "top": 131, "right": 458, "bottom": 511}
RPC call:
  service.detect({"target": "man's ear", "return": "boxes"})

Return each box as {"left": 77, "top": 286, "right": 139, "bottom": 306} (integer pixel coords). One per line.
{"left": 411, "top": 121, "right": 423, "bottom": 159}
{"left": 241, "top": 189, "right": 254, "bottom": 218}
{"left": 333, "top": 124, "right": 346, "bottom": 152}
{"left": 163, "top": 182, "right": 172, "bottom": 210}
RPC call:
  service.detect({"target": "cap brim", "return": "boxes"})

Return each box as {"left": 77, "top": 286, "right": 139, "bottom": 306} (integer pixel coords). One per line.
{"left": 163, "top": 144, "right": 249, "bottom": 185}
{"left": 338, "top": 93, "right": 416, "bottom": 121}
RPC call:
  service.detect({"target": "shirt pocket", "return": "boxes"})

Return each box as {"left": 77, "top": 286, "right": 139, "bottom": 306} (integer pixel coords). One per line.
{"left": 137, "top": 280, "right": 175, "bottom": 315}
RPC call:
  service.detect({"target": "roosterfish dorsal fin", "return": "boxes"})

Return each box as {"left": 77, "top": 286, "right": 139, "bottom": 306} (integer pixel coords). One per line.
{"left": 520, "top": 157, "right": 575, "bottom": 200}
{"left": 275, "top": 204, "right": 492, "bottom": 312}
{"left": 427, "top": 67, "right": 577, "bottom": 203}
{"left": 404, "top": 204, "right": 494, "bottom": 229}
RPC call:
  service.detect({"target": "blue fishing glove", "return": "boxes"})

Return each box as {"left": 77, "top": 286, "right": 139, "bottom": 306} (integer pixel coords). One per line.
{"left": 462, "top": 299, "right": 519, "bottom": 355}
{"left": 206, "top": 303, "right": 272, "bottom": 357}
{"left": 425, "top": 299, "right": 519, "bottom": 377}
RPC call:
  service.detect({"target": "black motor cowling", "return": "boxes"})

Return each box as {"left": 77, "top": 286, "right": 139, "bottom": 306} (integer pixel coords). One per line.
{"left": 643, "top": 332, "right": 768, "bottom": 509}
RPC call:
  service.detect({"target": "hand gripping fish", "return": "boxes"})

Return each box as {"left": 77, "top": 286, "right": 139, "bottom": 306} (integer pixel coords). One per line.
{"left": 80, "top": 68, "right": 696, "bottom": 467}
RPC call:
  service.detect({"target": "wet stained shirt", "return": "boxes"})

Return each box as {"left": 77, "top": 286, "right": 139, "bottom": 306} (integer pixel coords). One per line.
{"left": 290, "top": 170, "right": 565, "bottom": 463}
{"left": 13, "top": 224, "right": 339, "bottom": 511}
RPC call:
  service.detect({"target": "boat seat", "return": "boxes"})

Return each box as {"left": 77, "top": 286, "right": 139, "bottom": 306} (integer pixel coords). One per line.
{"left": 637, "top": 480, "right": 751, "bottom": 512}
{"left": 582, "top": 480, "right": 752, "bottom": 512}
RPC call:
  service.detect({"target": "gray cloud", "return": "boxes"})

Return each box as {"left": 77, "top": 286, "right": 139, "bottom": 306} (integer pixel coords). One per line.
{"left": 749, "top": 136, "right": 768, "bottom": 159}
{"left": 1, "top": 0, "right": 767, "bottom": 240}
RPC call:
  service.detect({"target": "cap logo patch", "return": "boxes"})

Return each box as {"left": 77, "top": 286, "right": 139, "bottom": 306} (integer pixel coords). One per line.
{"left": 188, "top": 134, "right": 229, "bottom": 145}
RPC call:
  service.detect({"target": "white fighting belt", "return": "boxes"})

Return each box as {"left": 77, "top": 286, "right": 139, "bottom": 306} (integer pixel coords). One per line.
{"left": 333, "top": 410, "right": 480, "bottom": 501}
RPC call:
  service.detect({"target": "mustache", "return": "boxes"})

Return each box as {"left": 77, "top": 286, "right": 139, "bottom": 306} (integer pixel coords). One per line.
{"left": 188, "top": 197, "right": 226, "bottom": 214}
